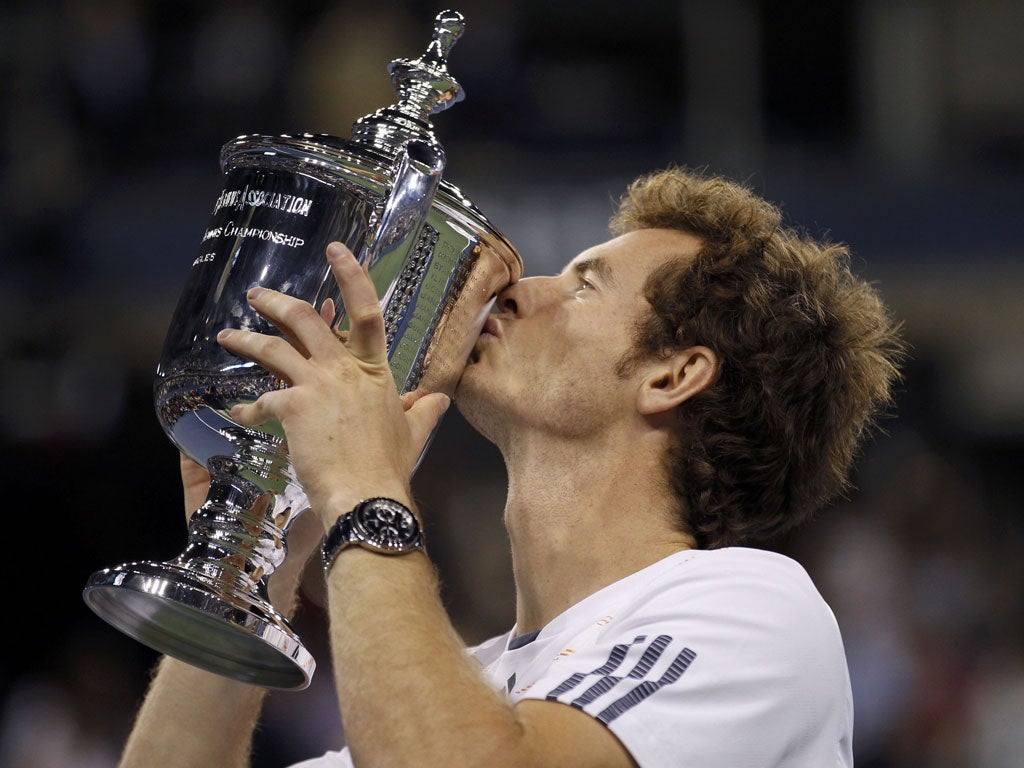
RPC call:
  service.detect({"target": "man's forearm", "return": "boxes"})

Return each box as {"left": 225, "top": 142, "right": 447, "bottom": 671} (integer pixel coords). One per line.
{"left": 119, "top": 656, "right": 267, "bottom": 768}
{"left": 326, "top": 548, "right": 524, "bottom": 768}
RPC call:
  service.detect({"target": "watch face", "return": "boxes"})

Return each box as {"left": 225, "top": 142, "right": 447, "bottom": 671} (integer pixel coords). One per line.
{"left": 353, "top": 499, "right": 421, "bottom": 552}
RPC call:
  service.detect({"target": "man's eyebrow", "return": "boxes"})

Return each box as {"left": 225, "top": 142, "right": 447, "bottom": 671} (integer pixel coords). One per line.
{"left": 573, "top": 256, "right": 618, "bottom": 288}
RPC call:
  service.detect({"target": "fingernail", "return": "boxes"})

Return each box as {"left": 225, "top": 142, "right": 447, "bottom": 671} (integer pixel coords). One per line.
{"left": 217, "top": 328, "right": 234, "bottom": 341}
{"left": 247, "top": 286, "right": 265, "bottom": 301}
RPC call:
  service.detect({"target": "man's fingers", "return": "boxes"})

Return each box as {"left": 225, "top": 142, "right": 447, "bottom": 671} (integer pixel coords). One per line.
{"left": 227, "top": 389, "right": 284, "bottom": 426}
{"left": 242, "top": 286, "right": 344, "bottom": 361}
{"left": 405, "top": 392, "right": 451, "bottom": 451}
{"left": 217, "top": 327, "right": 306, "bottom": 382}
{"left": 320, "top": 297, "right": 337, "bottom": 326}
{"left": 400, "top": 388, "right": 429, "bottom": 412}
{"left": 227, "top": 243, "right": 389, "bottom": 367}
{"left": 326, "top": 242, "right": 387, "bottom": 364}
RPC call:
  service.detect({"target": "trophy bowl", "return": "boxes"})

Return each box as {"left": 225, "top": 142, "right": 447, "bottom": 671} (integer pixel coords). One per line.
{"left": 83, "top": 10, "right": 522, "bottom": 690}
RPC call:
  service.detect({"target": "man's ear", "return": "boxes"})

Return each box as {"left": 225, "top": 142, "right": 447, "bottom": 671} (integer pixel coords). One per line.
{"left": 636, "top": 346, "right": 718, "bottom": 416}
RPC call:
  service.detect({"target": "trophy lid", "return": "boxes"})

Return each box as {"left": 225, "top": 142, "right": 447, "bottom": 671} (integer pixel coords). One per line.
{"left": 350, "top": 9, "right": 467, "bottom": 155}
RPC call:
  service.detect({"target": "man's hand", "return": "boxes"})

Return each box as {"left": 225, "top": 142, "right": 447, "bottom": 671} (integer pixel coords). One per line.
{"left": 215, "top": 241, "right": 450, "bottom": 527}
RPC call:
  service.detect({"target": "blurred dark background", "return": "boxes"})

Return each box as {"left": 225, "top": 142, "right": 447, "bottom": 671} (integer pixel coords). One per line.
{"left": 2, "top": 0, "right": 1023, "bottom": 766}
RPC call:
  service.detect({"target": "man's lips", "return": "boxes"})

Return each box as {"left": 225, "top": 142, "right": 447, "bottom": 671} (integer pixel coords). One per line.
{"left": 482, "top": 315, "right": 501, "bottom": 339}
{"left": 468, "top": 316, "right": 501, "bottom": 365}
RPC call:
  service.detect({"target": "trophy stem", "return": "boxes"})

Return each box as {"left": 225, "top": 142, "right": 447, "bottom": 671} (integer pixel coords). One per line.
{"left": 83, "top": 458, "right": 315, "bottom": 690}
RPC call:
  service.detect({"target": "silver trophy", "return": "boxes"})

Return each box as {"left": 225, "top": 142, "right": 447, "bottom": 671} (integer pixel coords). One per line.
{"left": 83, "top": 10, "right": 522, "bottom": 690}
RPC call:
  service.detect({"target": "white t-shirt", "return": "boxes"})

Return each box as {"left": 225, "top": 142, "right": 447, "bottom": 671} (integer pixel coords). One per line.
{"left": 290, "top": 547, "right": 853, "bottom": 767}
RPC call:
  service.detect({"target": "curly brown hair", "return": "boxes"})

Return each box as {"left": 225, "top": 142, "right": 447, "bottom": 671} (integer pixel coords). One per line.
{"left": 611, "top": 167, "right": 905, "bottom": 549}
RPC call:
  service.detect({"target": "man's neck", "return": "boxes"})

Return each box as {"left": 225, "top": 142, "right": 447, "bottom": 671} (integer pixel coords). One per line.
{"left": 500, "top": 428, "right": 695, "bottom": 634}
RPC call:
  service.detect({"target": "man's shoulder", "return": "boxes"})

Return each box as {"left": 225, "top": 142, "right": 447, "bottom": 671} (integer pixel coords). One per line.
{"left": 616, "top": 547, "right": 841, "bottom": 651}
{"left": 682, "top": 546, "right": 821, "bottom": 595}
{"left": 625, "top": 547, "right": 825, "bottom": 610}
{"left": 469, "top": 546, "right": 842, "bottom": 678}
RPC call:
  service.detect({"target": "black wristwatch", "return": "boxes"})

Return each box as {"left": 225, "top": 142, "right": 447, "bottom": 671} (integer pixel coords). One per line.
{"left": 321, "top": 497, "right": 424, "bottom": 576}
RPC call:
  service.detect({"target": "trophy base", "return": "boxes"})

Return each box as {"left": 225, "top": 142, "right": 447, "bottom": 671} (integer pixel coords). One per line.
{"left": 83, "top": 560, "right": 315, "bottom": 690}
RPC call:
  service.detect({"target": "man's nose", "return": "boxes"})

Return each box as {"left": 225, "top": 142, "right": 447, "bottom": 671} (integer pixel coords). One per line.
{"left": 495, "top": 276, "right": 551, "bottom": 317}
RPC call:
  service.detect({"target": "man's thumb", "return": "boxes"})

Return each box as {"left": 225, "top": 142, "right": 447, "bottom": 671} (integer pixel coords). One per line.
{"left": 406, "top": 392, "right": 451, "bottom": 448}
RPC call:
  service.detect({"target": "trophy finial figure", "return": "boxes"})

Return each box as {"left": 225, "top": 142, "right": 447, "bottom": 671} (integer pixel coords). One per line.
{"left": 424, "top": 10, "right": 465, "bottom": 65}
{"left": 352, "top": 10, "right": 467, "bottom": 151}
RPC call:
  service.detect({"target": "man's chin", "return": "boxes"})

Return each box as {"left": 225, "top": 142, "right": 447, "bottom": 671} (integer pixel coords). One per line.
{"left": 452, "top": 369, "right": 503, "bottom": 440}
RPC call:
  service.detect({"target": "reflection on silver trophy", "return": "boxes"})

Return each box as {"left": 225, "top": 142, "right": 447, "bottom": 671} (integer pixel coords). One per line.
{"left": 83, "top": 10, "right": 522, "bottom": 690}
